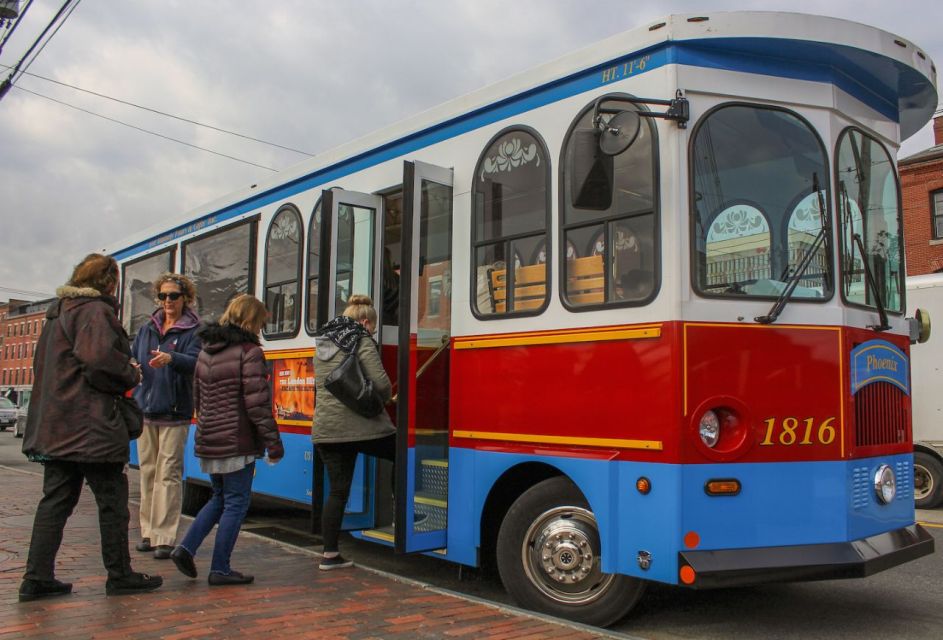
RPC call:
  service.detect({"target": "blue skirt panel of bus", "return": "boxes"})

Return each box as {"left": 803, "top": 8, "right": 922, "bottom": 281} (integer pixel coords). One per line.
{"left": 445, "top": 448, "right": 917, "bottom": 585}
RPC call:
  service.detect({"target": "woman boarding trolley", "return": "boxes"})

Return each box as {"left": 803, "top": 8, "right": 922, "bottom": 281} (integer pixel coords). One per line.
{"left": 107, "top": 13, "right": 937, "bottom": 626}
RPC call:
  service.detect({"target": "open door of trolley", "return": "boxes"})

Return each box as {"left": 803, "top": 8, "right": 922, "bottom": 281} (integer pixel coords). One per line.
{"left": 394, "top": 161, "right": 453, "bottom": 553}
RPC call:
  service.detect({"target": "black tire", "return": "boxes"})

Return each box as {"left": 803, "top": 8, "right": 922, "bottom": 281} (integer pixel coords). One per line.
{"left": 496, "top": 476, "right": 646, "bottom": 627}
{"left": 181, "top": 480, "right": 211, "bottom": 516}
{"left": 914, "top": 451, "right": 943, "bottom": 509}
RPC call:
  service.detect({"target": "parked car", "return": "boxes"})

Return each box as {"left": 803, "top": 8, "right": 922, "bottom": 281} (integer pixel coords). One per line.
{"left": 10, "top": 389, "right": 30, "bottom": 438}
{"left": 0, "top": 397, "right": 16, "bottom": 432}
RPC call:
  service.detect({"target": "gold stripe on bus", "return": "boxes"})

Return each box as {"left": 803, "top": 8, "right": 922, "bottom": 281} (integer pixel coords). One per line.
{"left": 361, "top": 529, "right": 394, "bottom": 542}
{"left": 414, "top": 429, "right": 448, "bottom": 436}
{"left": 278, "top": 419, "right": 311, "bottom": 427}
{"left": 454, "top": 325, "right": 661, "bottom": 350}
{"left": 453, "top": 430, "right": 663, "bottom": 451}
{"left": 415, "top": 495, "right": 448, "bottom": 508}
{"left": 919, "top": 522, "right": 943, "bottom": 529}
{"left": 264, "top": 349, "right": 314, "bottom": 360}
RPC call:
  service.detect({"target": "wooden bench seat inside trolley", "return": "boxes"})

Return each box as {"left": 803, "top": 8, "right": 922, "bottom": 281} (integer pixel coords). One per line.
{"left": 489, "top": 254, "right": 604, "bottom": 311}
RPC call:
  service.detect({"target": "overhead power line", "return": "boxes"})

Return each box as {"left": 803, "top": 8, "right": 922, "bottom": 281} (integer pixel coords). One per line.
{"left": 0, "top": 285, "right": 54, "bottom": 299}
{"left": 0, "top": 0, "right": 80, "bottom": 101}
{"left": 0, "top": 63, "right": 315, "bottom": 157}
{"left": 13, "top": 84, "right": 279, "bottom": 171}
{"left": 0, "top": 0, "right": 35, "bottom": 55}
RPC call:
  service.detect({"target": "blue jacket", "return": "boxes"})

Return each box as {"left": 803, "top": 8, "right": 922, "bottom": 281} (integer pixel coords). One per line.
{"left": 131, "top": 308, "right": 201, "bottom": 420}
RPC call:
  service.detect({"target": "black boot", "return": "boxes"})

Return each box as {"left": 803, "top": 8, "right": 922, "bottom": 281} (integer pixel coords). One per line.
{"left": 18, "top": 578, "right": 73, "bottom": 602}
{"left": 105, "top": 572, "right": 163, "bottom": 596}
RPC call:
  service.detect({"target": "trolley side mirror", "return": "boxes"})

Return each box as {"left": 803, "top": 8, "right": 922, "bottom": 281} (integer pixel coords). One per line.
{"left": 570, "top": 129, "right": 613, "bottom": 210}
{"left": 909, "top": 308, "right": 931, "bottom": 344}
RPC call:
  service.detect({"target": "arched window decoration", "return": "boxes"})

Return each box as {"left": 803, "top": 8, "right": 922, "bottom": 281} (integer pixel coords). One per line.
{"left": 472, "top": 128, "right": 550, "bottom": 317}
{"left": 560, "top": 95, "right": 659, "bottom": 308}
{"left": 836, "top": 128, "right": 903, "bottom": 313}
{"left": 691, "top": 104, "right": 831, "bottom": 299}
{"left": 263, "top": 205, "right": 303, "bottom": 338}
{"left": 705, "top": 205, "right": 771, "bottom": 293}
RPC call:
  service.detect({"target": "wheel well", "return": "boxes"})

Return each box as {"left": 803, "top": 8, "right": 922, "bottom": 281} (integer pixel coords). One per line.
{"left": 914, "top": 443, "right": 943, "bottom": 462}
{"left": 479, "top": 462, "right": 568, "bottom": 573}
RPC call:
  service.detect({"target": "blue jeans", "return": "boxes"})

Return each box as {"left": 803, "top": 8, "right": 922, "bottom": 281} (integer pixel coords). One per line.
{"left": 179, "top": 462, "right": 254, "bottom": 575}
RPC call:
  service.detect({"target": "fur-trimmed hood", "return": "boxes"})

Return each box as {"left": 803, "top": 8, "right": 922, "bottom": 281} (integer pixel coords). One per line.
{"left": 197, "top": 321, "right": 260, "bottom": 354}
{"left": 47, "top": 285, "right": 118, "bottom": 321}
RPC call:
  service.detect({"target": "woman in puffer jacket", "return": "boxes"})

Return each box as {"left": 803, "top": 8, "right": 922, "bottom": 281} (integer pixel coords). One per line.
{"left": 312, "top": 294, "right": 394, "bottom": 571}
{"left": 169, "top": 294, "right": 283, "bottom": 586}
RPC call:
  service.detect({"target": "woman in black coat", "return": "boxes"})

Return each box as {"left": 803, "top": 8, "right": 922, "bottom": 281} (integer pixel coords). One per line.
{"left": 20, "top": 253, "right": 163, "bottom": 602}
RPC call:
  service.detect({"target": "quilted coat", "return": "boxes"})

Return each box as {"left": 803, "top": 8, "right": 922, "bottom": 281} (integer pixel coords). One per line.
{"left": 192, "top": 322, "right": 281, "bottom": 459}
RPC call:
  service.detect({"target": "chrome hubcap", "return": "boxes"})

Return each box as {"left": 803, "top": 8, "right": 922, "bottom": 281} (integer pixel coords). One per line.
{"left": 522, "top": 505, "right": 614, "bottom": 605}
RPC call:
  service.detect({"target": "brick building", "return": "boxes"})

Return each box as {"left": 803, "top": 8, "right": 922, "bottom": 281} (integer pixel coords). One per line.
{"left": 0, "top": 298, "right": 52, "bottom": 391}
{"left": 900, "top": 114, "right": 943, "bottom": 276}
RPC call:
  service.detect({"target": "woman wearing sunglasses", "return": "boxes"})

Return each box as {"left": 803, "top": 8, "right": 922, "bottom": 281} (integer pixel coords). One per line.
{"left": 130, "top": 273, "right": 202, "bottom": 559}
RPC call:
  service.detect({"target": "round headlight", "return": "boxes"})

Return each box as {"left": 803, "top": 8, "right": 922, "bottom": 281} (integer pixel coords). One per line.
{"left": 873, "top": 464, "right": 896, "bottom": 504}
{"left": 699, "top": 410, "right": 720, "bottom": 448}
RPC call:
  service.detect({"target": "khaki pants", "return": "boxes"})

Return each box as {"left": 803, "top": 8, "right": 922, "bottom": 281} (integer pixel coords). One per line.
{"left": 137, "top": 423, "right": 189, "bottom": 547}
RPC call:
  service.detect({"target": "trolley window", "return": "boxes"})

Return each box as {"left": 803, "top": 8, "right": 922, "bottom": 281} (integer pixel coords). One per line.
{"left": 120, "top": 248, "right": 175, "bottom": 337}
{"left": 182, "top": 219, "right": 257, "bottom": 322}
{"left": 561, "top": 96, "right": 658, "bottom": 308}
{"left": 691, "top": 104, "right": 832, "bottom": 300}
{"left": 836, "top": 128, "right": 903, "bottom": 313}
{"left": 263, "top": 204, "right": 303, "bottom": 338}
{"left": 472, "top": 127, "right": 550, "bottom": 317}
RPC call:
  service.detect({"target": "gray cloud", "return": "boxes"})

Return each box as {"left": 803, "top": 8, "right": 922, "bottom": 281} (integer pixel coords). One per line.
{"left": 1, "top": 0, "right": 940, "bottom": 297}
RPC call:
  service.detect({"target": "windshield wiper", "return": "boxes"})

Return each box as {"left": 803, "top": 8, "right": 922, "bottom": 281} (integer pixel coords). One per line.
{"left": 851, "top": 232, "right": 890, "bottom": 331}
{"left": 838, "top": 180, "right": 890, "bottom": 332}
{"left": 755, "top": 175, "right": 829, "bottom": 324}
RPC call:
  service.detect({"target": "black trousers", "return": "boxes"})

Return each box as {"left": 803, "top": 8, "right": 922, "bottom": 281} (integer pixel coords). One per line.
{"left": 24, "top": 460, "right": 133, "bottom": 581}
{"left": 317, "top": 434, "right": 395, "bottom": 552}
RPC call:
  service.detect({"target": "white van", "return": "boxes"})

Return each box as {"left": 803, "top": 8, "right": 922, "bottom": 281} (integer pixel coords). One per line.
{"left": 908, "top": 273, "right": 943, "bottom": 508}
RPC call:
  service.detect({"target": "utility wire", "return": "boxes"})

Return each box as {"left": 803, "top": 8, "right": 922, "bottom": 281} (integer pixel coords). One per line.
{"left": 13, "top": 84, "right": 279, "bottom": 171}
{"left": 0, "top": 285, "right": 54, "bottom": 299}
{"left": 13, "top": 0, "right": 82, "bottom": 82}
{"left": 0, "top": 63, "right": 315, "bottom": 157}
{"left": 0, "top": 0, "right": 35, "bottom": 55}
{"left": 0, "top": 0, "right": 76, "bottom": 100}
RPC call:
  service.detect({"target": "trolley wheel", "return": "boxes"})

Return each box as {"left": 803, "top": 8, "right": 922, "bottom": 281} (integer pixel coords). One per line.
{"left": 496, "top": 476, "right": 646, "bottom": 627}
{"left": 914, "top": 451, "right": 943, "bottom": 509}
{"left": 181, "top": 480, "right": 211, "bottom": 516}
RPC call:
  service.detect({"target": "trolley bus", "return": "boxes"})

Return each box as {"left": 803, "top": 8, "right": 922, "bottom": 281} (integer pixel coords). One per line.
{"left": 108, "top": 12, "right": 937, "bottom": 626}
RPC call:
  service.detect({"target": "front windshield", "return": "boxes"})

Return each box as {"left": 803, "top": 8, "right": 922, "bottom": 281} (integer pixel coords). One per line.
{"left": 0, "top": 398, "right": 13, "bottom": 408}
{"left": 692, "top": 105, "right": 832, "bottom": 299}
{"left": 836, "top": 129, "right": 903, "bottom": 313}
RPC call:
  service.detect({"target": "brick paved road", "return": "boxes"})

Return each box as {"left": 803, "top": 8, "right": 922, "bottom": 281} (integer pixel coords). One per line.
{"left": 0, "top": 464, "right": 620, "bottom": 639}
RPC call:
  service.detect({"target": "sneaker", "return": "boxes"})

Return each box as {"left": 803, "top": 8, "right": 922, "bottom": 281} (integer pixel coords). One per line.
{"left": 319, "top": 555, "right": 354, "bottom": 571}
{"left": 170, "top": 546, "right": 197, "bottom": 579}
{"left": 18, "top": 578, "right": 73, "bottom": 602}
{"left": 153, "top": 545, "right": 173, "bottom": 560}
{"left": 208, "top": 570, "right": 254, "bottom": 586}
{"left": 135, "top": 538, "right": 153, "bottom": 553}
{"left": 105, "top": 572, "right": 163, "bottom": 596}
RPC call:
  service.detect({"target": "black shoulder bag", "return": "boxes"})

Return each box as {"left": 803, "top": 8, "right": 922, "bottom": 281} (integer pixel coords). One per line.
{"left": 323, "top": 347, "right": 385, "bottom": 418}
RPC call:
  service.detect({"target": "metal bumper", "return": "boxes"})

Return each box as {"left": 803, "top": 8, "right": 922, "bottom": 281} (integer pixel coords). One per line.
{"left": 678, "top": 524, "right": 934, "bottom": 589}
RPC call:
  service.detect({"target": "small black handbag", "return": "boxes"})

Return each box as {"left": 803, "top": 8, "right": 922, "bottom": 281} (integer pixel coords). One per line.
{"left": 115, "top": 395, "right": 144, "bottom": 440}
{"left": 323, "top": 350, "right": 385, "bottom": 418}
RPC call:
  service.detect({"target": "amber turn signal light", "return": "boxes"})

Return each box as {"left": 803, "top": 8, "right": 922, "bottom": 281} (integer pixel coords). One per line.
{"left": 636, "top": 477, "right": 651, "bottom": 494}
{"left": 704, "top": 479, "right": 741, "bottom": 496}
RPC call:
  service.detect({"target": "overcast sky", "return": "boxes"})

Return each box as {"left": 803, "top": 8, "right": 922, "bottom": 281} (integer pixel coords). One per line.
{"left": 1, "top": 0, "right": 940, "bottom": 300}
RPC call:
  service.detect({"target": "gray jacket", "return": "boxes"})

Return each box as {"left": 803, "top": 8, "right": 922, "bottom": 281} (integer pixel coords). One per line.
{"left": 312, "top": 335, "right": 394, "bottom": 444}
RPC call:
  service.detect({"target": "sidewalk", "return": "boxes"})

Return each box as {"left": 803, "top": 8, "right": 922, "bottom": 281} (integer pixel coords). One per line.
{"left": 0, "top": 464, "right": 616, "bottom": 639}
